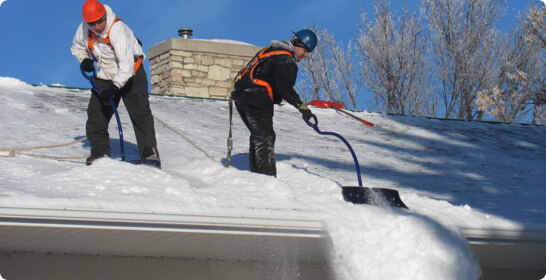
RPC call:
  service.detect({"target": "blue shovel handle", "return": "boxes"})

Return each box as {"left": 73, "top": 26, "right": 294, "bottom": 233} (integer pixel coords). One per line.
{"left": 305, "top": 114, "right": 363, "bottom": 186}
{"left": 80, "top": 64, "right": 125, "bottom": 161}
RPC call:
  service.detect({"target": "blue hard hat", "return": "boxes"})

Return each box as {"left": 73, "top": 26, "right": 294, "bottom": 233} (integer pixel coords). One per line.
{"left": 292, "top": 29, "right": 317, "bottom": 52}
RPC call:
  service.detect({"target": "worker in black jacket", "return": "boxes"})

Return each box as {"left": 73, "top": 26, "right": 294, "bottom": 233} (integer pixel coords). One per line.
{"left": 231, "top": 29, "right": 317, "bottom": 176}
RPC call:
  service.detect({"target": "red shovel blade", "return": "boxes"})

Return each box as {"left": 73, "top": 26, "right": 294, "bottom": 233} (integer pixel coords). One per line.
{"left": 342, "top": 186, "right": 408, "bottom": 209}
{"left": 306, "top": 100, "right": 374, "bottom": 126}
{"left": 306, "top": 100, "right": 344, "bottom": 109}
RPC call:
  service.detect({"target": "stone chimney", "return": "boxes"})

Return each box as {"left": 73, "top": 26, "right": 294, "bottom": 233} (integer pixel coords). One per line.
{"left": 148, "top": 30, "right": 262, "bottom": 99}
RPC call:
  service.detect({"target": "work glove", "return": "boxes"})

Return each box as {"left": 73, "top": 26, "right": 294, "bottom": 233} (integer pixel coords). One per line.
{"left": 298, "top": 104, "right": 313, "bottom": 121}
{"left": 93, "top": 82, "right": 119, "bottom": 104}
{"left": 81, "top": 58, "right": 95, "bottom": 72}
{"left": 101, "top": 82, "right": 120, "bottom": 101}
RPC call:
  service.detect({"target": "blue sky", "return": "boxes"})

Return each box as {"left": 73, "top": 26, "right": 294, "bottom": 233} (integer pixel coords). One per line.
{"left": 0, "top": 0, "right": 538, "bottom": 90}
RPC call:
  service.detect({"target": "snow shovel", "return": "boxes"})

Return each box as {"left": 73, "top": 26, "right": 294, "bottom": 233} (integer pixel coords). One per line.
{"left": 80, "top": 65, "right": 126, "bottom": 161}
{"left": 305, "top": 115, "right": 408, "bottom": 209}
{"left": 306, "top": 100, "right": 374, "bottom": 126}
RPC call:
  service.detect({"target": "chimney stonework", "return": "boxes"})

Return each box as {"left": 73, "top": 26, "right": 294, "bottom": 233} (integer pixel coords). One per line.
{"left": 148, "top": 38, "right": 262, "bottom": 99}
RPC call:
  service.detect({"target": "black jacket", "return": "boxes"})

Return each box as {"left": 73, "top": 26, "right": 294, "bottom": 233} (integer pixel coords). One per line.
{"left": 233, "top": 40, "right": 304, "bottom": 115}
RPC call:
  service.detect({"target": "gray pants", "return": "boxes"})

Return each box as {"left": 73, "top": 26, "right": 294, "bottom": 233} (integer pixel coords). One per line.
{"left": 86, "top": 66, "right": 159, "bottom": 160}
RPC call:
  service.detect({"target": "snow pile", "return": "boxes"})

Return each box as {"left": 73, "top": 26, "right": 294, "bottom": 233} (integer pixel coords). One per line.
{"left": 1, "top": 77, "right": 544, "bottom": 279}
{"left": 326, "top": 207, "right": 479, "bottom": 279}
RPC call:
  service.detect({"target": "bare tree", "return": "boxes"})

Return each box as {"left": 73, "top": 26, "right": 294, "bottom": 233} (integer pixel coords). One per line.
{"left": 297, "top": 28, "right": 338, "bottom": 103}
{"left": 523, "top": 5, "right": 546, "bottom": 124}
{"left": 476, "top": 8, "right": 543, "bottom": 124}
{"left": 329, "top": 36, "right": 361, "bottom": 109}
{"left": 297, "top": 0, "right": 543, "bottom": 123}
{"left": 356, "top": 0, "right": 435, "bottom": 115}
{"left": 422, "top": 0, "right": 503, "bottom": 120}
{"left": 297, "top": 27, "right": 361, "bottom": 109}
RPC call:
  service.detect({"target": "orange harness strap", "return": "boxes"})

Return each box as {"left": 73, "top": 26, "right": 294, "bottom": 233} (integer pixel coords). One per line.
{"left": 88, "top": 17, "right": 122, "bottom": 59}
{"left": 133, "top": 56, "right": 143, "bottom": 73}
{"left": 87, "top": 17, "right": 141, "bottom": 74}
{"left": 240, "top": 46, "right": 293, "bottom": 101}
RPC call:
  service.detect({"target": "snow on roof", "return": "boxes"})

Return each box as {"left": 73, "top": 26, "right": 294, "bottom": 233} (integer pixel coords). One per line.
{"left": 1, "top": 78, "right": 545, "bottom": 278}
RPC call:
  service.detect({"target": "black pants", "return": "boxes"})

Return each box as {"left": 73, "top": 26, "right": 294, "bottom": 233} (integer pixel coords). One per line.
{"left": 86, "top": 66, "right": 158, "bottom": 160}
{"left": 234, "top": 99, "right": 276, "bottom": 176}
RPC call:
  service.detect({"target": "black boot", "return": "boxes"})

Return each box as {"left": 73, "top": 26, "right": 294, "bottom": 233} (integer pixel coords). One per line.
{"left": 86, "top": 154, "right": 108, "bottom": 166}
{"left": 130, "top": 147, "right": 161, "bottom": 168}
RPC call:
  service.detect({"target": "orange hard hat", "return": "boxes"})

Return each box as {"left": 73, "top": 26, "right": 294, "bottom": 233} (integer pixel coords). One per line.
{"left": 82, "top": 0, "right": 106, "bottom": 23}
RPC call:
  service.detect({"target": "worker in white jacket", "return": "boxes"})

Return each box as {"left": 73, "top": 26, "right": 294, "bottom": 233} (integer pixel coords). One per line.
{"left": 71, "top": 0, "right": 160, "bottom": 167}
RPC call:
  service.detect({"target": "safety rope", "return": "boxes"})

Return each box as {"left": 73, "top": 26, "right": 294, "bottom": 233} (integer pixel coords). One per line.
{"left": 0, "top": 137, "right": 89, "bottom": 160}
{"left": 224, "top": 76, "right": 238, "bottom": 167}
{"left": 153, "top": 116, "right": 215, "bottom": 161}
{"left": 1, "top": 116, "right": 218, "bottom": 162}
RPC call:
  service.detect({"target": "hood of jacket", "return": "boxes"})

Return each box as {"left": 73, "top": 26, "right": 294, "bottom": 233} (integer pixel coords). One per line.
{"left": 89, "top": 5, "right": 116, "bottom": 37}
{"left": 270, "top": 40, "right": 296, "bottom": 56}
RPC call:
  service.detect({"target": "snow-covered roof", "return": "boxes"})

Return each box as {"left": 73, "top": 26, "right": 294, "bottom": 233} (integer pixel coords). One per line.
{"left": 1, "top": 78, "right": 545, "bottom": 278}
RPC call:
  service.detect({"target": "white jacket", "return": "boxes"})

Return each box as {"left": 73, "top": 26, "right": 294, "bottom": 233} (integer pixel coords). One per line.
{"left": 71, "top": 5, "right": 145, "bottom": 89}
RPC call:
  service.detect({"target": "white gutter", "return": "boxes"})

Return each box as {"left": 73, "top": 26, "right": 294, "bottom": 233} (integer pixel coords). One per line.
{"left": 0, "top": 206, "right": 328, "bottom": 262}
{"left": 0, "top": 206, "right": 325, "bottom": 237}
{"left": 461, "top": 227, "right": 546, "bottom": 246}
{"left": 460, "top": 227, "right": 546, "bottom": 271}
{"left": 1, "top": 207, "right": 546, "bottom": 270}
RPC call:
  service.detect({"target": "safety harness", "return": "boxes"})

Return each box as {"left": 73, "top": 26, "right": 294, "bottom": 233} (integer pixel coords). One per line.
{"left": 224, "top": 46, "right": 293, "bottom": 167}
{"left": 238, "top": 46, "right": 293, "bottom": 101}
{"left": 87, "top": 17, "right": 143, "bottom": 74}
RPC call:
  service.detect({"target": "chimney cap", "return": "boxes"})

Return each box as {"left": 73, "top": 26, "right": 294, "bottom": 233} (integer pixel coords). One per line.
{"left": 178, "top": 28, "right": 193, "bottom": 39}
